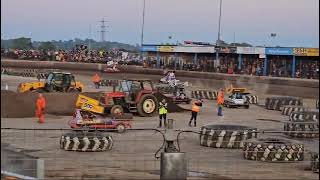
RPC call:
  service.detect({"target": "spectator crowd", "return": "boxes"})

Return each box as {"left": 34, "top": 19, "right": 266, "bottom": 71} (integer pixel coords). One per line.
{"left": 1, "top": 45, "right": 143, "bottom": 66}
{"left": 1, "top": 46, "right": 318, "bottom": 79}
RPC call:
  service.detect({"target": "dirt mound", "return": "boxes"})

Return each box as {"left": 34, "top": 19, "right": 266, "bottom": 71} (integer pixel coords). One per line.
{"left": 154, "top": 92, "right": 190, "bottom": 113}
{"left": 1, "top": 91, "right": 101, "bottom": 118}
{"left": 1, "top": 90, "right": 188, "bottom": 118}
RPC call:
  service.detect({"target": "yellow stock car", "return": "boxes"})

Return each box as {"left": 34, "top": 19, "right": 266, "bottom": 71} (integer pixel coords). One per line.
{"left": 17, "top": 72, "right": 84, "bottom": 93}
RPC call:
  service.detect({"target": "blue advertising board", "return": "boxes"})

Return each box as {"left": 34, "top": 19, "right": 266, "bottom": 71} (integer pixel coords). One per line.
{"left": 141, "top": 46, "right": 158, "bottom": 52}
{"left": 265, "top": 48, "right": 293, "bottom": 55}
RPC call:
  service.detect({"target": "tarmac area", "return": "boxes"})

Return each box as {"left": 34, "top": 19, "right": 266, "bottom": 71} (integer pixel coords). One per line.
{"left": 1, "top": 72, "right": 319, "bottom": 180}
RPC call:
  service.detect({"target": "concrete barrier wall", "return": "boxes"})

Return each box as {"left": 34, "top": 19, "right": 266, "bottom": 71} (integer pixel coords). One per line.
{"left": 1, "top": 59, "right": 318, "bottom": 89}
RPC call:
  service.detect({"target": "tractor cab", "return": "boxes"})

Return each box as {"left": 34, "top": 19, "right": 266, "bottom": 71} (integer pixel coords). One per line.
{"left": 115, "top": 79, "right": 155, "bottom": 103}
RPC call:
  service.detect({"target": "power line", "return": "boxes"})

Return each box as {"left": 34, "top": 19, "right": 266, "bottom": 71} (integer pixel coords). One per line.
{"left": 98, "top": 18, "right": 108, "bottom": 42}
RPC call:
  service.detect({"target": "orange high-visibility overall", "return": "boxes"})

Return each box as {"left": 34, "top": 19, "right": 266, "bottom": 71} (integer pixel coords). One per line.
{"left": 36, "top": 96, "right": 46, "bottom": 123}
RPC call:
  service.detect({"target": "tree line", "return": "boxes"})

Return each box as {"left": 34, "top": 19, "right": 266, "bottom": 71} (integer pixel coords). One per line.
{"left": 1, "top": 37, "right": 139, "bottom": 52}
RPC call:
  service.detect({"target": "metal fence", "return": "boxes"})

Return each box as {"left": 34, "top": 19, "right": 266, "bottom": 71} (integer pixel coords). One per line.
{"left": 1, "top": 128, "right": 319, "bottom": 179}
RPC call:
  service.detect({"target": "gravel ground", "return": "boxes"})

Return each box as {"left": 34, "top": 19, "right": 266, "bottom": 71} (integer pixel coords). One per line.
{"left": 1, "top": 73, "right": 319, "bottom": 180}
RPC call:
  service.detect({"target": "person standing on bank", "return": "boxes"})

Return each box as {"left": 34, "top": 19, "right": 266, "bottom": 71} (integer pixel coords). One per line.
{"left": 189, "top": 99, "right": 203, "bottom": 127}
{"left": 92, "top": 73, "right": 101, "bottom": 89}
{"left": 217, "top": 89, "right": 225, "bottom": 116}
{"left": 158, "top": 99, "right": 168, "bottom": 128}
{"left": 36, "top": 93, "right": 46, "bottom": 123}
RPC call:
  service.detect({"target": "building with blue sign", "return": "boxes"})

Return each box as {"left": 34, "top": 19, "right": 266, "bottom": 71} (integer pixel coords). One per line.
{"left": 142, "top": 44, "right": 319, "bottom": 79}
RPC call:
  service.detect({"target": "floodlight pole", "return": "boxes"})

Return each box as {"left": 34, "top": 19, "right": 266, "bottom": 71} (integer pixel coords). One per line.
{"left": 215, "top": 0, "right": 222, "bottom": 67}
{"left": 140, "top": 0, "right": 146, "bottom": 61}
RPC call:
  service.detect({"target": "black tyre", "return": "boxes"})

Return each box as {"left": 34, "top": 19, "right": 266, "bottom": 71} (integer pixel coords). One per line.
{"left": 116, "top": 124, "right": 126, "bottom": 133}
{"left": 60, "top": 132, "right": 113, "bottom": 152}
{"left": 289, "top": 111, "right": 319, "bottom": 122}
{"left": 265, "top": 97, "right": 303, "bottom": 111}
{"left": 245, "top": 105, "right": 249, "bottom": 109}
{"left": 137, "top": 94, "right": 158, "bottom": 117}
{"left": 200, "top": 124, "right": 257, "bottom": 149}
{"left": 243, "top": 138, "right": 304, "bottom": 162}
{"left": 110, "top": 105, "right": 124, "bottom": 116}
{"left": 283, "top": 121, "right": 319, "bottom": 138}
{"left": 311, "top": 152, "right": 319, "bottom": 173}
{"left": 281, "top": 105, "right": 308, "bottom": 116}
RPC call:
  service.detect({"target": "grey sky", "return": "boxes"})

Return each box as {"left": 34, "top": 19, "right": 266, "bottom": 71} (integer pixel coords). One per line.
{"left": 1, "top": 0, "right": 319, "bottom": 47}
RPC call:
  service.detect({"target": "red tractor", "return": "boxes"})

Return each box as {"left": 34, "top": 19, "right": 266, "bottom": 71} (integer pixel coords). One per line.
{"left": 103, "top": 79, "right": 159, "bottom": 117}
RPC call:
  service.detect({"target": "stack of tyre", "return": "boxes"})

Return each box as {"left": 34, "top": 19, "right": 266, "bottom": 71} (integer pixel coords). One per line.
{"left": 265, "top": 97, "right": 303, "bottom": 111}
{"left": 191, "top": 90, "right": 217, "bottom": 100}
{"left": 243, "top": 95, "right": 259, "bottom": 104}
{"left": 60, "top": 132, "right": 113, "bottom": 152}
{"left": 284, "top": 110, "right": 319, "bottom": 138}
{"left": 200, "top": 124, "right": 257, "bottom": 149}
{"left": 310, "top": 152, "right": 319, "bottom": 173}
{"left": 243, "top": 138, "right": 304, "bottom": 162}
{"left": 281, "top": 105, "right": 309, "bottom": 116}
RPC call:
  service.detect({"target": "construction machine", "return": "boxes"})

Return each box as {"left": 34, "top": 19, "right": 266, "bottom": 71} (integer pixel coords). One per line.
{"left": 17, "top": 72, "right": 84, "bottom": 93}
{"left": 225, "top": 84, "right": 250, "bottom": 95}
{"left": 75, "top": 79, "right": 159, "bottom": 117}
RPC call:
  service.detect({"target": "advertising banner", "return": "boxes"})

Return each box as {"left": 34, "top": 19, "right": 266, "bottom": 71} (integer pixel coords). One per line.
{"left": 265, "top": 48, "right": 293, "bottom": 55}
{"left": 157, "top": 46, "right": 175, "bottom": 52}
{"left": 219, "top": 47, "right": 237, "bottom": 53}
{"left": 293, "top": 48, "right": 319, "bottom": 56}
{"left": 293, "top": 48, "right": 307, "bottom": 56}
{"left": 141, "top": 46, "right": 157, "bottom": 52}
{"left": 175, "top": 46, "right": 215, "bottom": 53}
{"left": 306, "top": 48, "right": 319, "bottom": 56}
{"left": 237, "top": 47, "right": 265, "bottom": 54}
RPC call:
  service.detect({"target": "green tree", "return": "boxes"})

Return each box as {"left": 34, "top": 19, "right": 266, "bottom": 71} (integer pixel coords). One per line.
{"left": 38, "top": 41, "right": 56, "bottom": 50}
{"left": 12, "top": 37, "right": 32, "bottom": 49}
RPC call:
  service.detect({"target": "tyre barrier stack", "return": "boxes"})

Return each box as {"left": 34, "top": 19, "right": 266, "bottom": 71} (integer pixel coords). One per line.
{"left": 243, "top": 138, "right": 304, "bottom": 162}
{"left": 282, "top": 105, "right": 309, "bottom": 116}
{"left": 244, "top": 95, "right": 258, "bottom": 104}
{"left": 316, "top": 99, "right": 319, "bottom": 109}
{"left": 36, "top": 73, "right": 49, "bottom": 80}
{"left": 289, "top": 111, "right": 319, "bottom": 122}
{"left": 60, "top": 132, "right": 113, "bottom": 152}
{"left": 265, "top": 97, "right": 303, "bottom": 111}
{"left": 191, "top": 90, "right": 217, "bottom": 100}
{"left": 200, "top": 124, "right": 257, "bottom": 149}
{"left": 284, "top": 122, "right": 319, "bottom": 138}
{"left": 311, "top": 152, "right": 319, "bottom": 173}
{"left": 100, "top": 79, "right": 119, "bottom": 87}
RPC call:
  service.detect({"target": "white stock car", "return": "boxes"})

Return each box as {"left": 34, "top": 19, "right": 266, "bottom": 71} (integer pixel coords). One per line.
{"left": 224, "top": 93, "right": 250, "bottom": 109}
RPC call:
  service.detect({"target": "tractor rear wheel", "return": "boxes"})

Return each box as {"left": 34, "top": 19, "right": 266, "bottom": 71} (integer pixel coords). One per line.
{"left": 137, "top": 94, "right": 158, "bottom": 117}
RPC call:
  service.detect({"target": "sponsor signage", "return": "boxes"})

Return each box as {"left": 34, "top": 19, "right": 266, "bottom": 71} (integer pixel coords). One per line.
{"left": 265, "top": 48, "right": 293, "bottom": 55}
{"left": 306, "top": 48, "right": 319, "bottom": 56}
{"left": 184, "top": 41, "right": 213, "bottom": 46}
{"left": 175, "top": 46, "right": 215, "bottom": 53}
{"left": 141, "top": 46, "right": 157, "bottom": 52}
{"left": 293, "top": 48, "right": 319, "bottom": 56}
{"left": 237, "top": 47, "right": 265, "bottom": 55}
{"left": 157, "top": 46, "right": 175, "bottom": 52}
{"left": 219, "top": 47, "right": 237, "bottom": 53}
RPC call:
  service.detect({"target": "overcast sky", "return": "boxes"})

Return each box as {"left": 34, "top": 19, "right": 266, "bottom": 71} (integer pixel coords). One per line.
{"left": 1, "top": 0, "right": 319, "bottom": 47}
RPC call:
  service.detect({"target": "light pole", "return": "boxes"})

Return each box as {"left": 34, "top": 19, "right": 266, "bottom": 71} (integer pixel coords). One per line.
{"left": 140, "top": 0, "right": 146, "bottom": 60}
{"left": 215, "top": 0, "right": 222, "bottom": 67}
